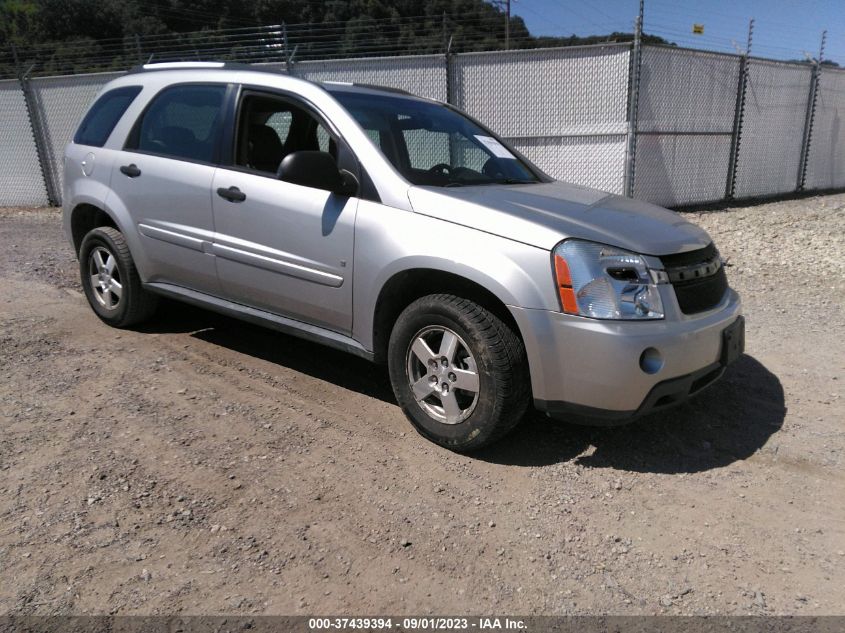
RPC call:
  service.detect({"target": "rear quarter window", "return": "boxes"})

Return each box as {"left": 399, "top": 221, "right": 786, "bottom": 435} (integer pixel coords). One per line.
{"left": 73, "top": 86, "right": 142, "bottom": 147}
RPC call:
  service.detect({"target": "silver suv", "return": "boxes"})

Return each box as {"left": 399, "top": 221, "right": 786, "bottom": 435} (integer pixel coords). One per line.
{"left": 63, "top": 62, "right": 744, "bottom": 452}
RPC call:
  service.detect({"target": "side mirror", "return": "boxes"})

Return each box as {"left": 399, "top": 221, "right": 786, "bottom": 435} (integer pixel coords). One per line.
{"left": 277, "top": 150, "right": 358, "bottom": 196}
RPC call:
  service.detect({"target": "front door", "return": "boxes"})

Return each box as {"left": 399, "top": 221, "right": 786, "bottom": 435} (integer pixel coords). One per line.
{"left": 211, "top": 89, "right": 358, "bottom": 334}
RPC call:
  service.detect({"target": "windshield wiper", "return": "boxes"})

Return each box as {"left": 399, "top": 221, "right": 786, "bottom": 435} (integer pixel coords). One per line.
{"left": 441, "top": 178, "right": 535, "bottom": 188}
{"left": 496, "top": 178, "right": 536, "bottom": 185}
{"left": 464, "top": 178, "right": 537, "bottom": 186}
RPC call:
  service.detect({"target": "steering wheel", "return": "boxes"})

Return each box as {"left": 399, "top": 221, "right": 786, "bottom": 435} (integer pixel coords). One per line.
{"left": 427, "top": 163, "right": 452, "bottom": 175}
{"left": 482, "top": 157, "right": 505, "bottom": 179}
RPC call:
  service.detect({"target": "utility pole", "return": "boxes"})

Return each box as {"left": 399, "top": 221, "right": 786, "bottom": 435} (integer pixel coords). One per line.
{"left": 505, "top": 0, "right": 511, "bottom": 50}
{"left": 491, "top": 0, "right": 512, "bottom": 50}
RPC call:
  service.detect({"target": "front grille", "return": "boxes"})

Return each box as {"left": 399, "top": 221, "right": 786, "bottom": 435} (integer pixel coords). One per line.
{"left": 670, "top": 266, "right": 728, "bottom": 313}
{"left": 660, "top": 244, "right": 728, "bottom": 314}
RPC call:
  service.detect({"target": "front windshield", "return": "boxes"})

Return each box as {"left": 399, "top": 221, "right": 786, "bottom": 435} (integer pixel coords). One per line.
{"left": 327, "top": 88, "right": 541, "bottom": 187}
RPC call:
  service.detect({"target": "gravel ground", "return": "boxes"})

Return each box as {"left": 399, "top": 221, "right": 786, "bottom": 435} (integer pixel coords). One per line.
{"left": 0, "top": 194, "right": 843, "bottom": 616}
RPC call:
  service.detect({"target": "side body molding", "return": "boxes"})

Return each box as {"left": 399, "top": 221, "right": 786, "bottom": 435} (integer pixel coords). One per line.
{"left": 211, "top": 243, "right": 344, "bottom": 288}
{"left": 138, "top": 223, "right": 207, "bottom": 252}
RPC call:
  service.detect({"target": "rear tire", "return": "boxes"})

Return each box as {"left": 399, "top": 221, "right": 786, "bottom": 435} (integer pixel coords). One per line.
{"left": 388, "top": 294, "right": 530, "bottom": 452}
{"left": 79, "top": 226, "right": 157, "bottom": 327}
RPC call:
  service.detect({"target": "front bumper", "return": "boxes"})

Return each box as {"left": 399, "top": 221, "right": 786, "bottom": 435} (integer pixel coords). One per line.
{"left": 509, "top": 289, "right": 743, "bottom": 422}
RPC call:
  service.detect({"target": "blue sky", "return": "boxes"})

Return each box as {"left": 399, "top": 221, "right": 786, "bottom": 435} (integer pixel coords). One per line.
{"left": 509, "top": 0, "right": 844, "bottom": 65}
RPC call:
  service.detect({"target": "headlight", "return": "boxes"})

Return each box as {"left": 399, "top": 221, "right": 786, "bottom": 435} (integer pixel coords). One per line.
{"left": 553, "top": 239, "right": 664, "bottom": 320}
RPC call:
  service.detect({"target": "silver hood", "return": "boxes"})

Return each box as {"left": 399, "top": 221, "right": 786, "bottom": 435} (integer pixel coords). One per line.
{"left": 407, "top": 181, "right": 712, "bottom": 255}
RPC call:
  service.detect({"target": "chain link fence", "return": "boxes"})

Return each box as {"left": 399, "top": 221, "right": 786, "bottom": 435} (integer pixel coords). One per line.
{"left": 452, "top": 45, "right": 630, "bottom": 194}
{"left": 1, "top": 42, "right": 843, "bottom": 209}
{"left": 295, "top": 55, "right": 448, "bottom": 102}
{"left": 0, "top": 79, "right": 49, "bottom": 206}
{"left": 633, "top": 47, "right": 741, "bottom": 207}
{"left": 804, "top": 69, "right": 845, "bottom": 191}
{"left": 734, "top": 60, "right": 814, "bottom": 198}
{"left": 29, "top": 72, "right": 126, "bottom": 197}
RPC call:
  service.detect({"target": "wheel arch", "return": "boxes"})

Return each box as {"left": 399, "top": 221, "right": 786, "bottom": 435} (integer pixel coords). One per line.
{"left": 70, "top": 203, "right": 120, "bottom": 254}
{"left": 371, "top": 267, "right": 526, "bottom": 366}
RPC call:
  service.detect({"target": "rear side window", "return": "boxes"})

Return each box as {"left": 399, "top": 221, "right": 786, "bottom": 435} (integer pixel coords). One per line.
{"left": 73, "top": 86, "right": 142, "bottom": 147}
{"left": 126, "top": 84, "right": 227, "bottom": 163}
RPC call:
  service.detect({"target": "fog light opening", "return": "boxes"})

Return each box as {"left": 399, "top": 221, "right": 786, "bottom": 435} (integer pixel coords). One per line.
{"left": 640, "top": 347, "right": 664, "bottom": 375}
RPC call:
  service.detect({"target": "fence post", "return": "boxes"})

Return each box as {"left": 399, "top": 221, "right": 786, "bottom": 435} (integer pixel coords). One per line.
{"left": 623, "top": 14, "right": 643, "bottom": 198}
{"left": 283, "top": 23, "right": 291, "bottom": 74}
{"left": 444, "top": 34, "right": 455, "bottom": 105}
{"left": 796, "top": 30, "right": 826, "bottom": 192}
{"left": 725, "top": 19, "right": 754, "bottom": 200}
{"left": 11, "top": 44, "right": 60, "bottom": 207}
{"left": 134, "top": 33, "right": 143, "bottom": 64}
{"left": 282, "top": 23, "right": 299, "bottom": 75}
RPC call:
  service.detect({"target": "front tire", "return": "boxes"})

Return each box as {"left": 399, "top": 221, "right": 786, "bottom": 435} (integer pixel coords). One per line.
{"left": 79, "top": 226, "right": 157, "bottom": 327}
{"left": 388, "top": 294, "right": 530, "bottom": 452}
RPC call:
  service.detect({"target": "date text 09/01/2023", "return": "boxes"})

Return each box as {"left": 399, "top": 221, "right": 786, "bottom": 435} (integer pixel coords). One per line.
{"left": 308, "top": 617, "right": 528, "bottom": 630}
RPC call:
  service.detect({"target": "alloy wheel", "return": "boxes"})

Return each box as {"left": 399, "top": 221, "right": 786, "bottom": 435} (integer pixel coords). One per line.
{"left": 88, "top": 246, "right": 123, "bottom": 310}
{"left": 406, "top": 325, "right": 480, "bottom": 425}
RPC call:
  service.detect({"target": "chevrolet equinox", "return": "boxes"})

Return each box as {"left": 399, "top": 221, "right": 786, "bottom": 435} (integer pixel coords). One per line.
{"left": 63, "top": 62, "right": 744, "bottom": 452}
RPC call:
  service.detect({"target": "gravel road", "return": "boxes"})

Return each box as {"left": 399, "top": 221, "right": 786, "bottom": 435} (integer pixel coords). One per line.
{"left": 0, "top": 194, "right": 843, "bottom": 615}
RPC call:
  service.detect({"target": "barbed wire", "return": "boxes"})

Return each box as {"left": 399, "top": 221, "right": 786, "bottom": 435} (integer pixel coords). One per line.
{"left": 0, "top": 11, "right": 837, "bottom": 81}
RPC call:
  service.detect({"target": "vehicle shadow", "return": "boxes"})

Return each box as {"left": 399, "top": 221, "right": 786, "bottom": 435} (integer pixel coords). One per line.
{"left": 142, "top": 302, "right": 785, "bottom": 474}
{"left": 138, "top": 300, "right": 396, "bottom": 404}
{"left": 474, "top": 354, "right": 786, "bottom": 474}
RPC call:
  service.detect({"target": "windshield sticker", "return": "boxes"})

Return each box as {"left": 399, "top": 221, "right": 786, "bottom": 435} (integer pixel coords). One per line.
{"left": 474, "top": 135, "right": 516, "bottom": 159}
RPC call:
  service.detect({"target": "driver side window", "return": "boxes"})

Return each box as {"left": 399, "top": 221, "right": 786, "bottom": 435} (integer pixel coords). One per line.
{"left": 235, "top": 93, "right": 337, "bottom": 175}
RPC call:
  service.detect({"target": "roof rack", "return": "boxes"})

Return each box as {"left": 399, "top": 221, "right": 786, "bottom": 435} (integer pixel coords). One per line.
{"left": 321, "top": 81, "right": 413, "bottom": 96}
{"left": 142, "top": 61, "right": 227, "bottom": 69}
{"left": 124, "top": 62, "right": 416, "bottom": 98}
{"left": 127, "top": 60, "right": 267, "bottom": 74}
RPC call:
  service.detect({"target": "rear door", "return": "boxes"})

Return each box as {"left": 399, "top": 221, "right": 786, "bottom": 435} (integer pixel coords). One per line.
{"left": 65, "top": 85, "right": 143, "bottom": 206}
{"left": 210, "top": 88, "right": 359, "bottom": 334}
{"left": 107, "top": 83, "right": 229, "bottom": 295}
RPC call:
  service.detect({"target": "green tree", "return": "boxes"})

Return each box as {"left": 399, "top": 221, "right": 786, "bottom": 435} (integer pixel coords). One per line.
{"left": 0, "top": 0, "right": 38, "bottom": 45}
{"left": 1, "top": 0, "right": 676, "bottom": 76}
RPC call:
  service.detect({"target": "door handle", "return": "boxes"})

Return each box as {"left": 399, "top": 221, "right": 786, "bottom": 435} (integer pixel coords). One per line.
{"left": 120, "top": 164, "right": 141, "bottom": 178}
{"left": 217, "top": 186, "right": 246, "bottom": 203}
